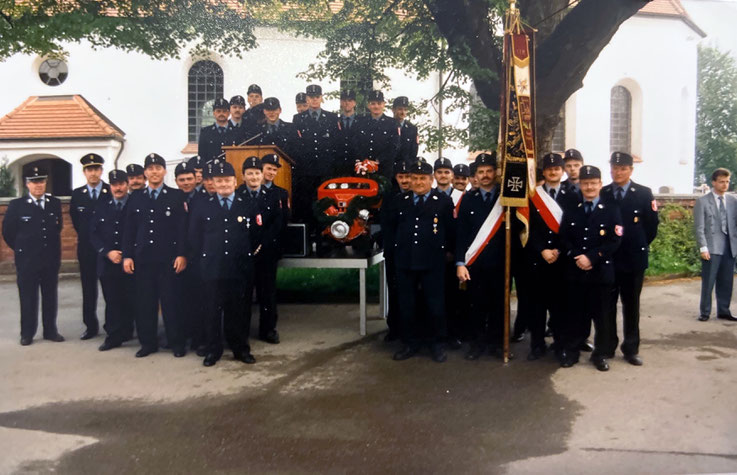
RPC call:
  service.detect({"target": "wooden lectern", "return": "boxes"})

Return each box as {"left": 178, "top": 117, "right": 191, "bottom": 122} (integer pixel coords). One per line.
{"left": 222, "top": 145, "right": 295, "bottom": 198}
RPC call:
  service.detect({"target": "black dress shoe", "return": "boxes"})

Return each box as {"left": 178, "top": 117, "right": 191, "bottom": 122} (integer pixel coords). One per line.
{"left": 527, "top": 346, "right": 546, "bottom": 361}
{"left": 624, "top": 354, "right": 643, "bottom": 366}
{"left": 383, "top": 331, "right": 399, "bottom": 342}
{"left": 717, "top": 314, "right": 737, "bottom": 321}
{"left": 698, "top": 315, "right": 709, "bottom": 321}
{"left": 393, "top": 346, "right": 418, "bottom": 361}
{"left": 135, "top": 347, "right": 158, "bottom": 358}
{"left": 579, "top": 341, "right": 594, "bottom": 352}
{"left": 261, "top": 330, "right": 280, "bottom": 344}
{"left": 591, "top": 356, "right": 609, "bottom": 372}
{"left": 235, "top": 352, "right": 256, "bottom": 364}
{"left": 172, "top": 348, "right": 187, "bottom": 358}
{"left": 80, "top": 329, "right": 99, "bottom": 340}
{"left": 447, "top": 338, "right": 462, "bottom": 350}
{"left": 465, "top": 345, "right": 484, "bottom": 361}
{"left": 20, "top": 337, "right": 32, "bottom": 346}
{"left": 511, "top": 333, "right": 525, "bottom": 343}
{"left": 431, "top": 346, "right": 447, "bottom": 363}
{"left": 203, "top": 353, "right": 219, "bottom": 367}
{"left": 559, "top": 350, "right": 578, "bottom": 368}
{"left": 44, "top": 333, "right": 65, "bottom": 342}
{"left": 98, "top": 341, "right": 121, "bottom": 351}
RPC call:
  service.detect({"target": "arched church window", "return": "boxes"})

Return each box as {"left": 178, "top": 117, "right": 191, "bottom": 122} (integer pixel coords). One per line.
{"left": 188, "top": 60, "right": 224, "bottom": 142}
{"left": 610, "top": 85, "right": 632, "bottom": 153}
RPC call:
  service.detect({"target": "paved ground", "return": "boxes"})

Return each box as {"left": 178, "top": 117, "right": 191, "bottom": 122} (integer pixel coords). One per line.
{"left": 0, "top": 277, "right": 735, "bottom": 474}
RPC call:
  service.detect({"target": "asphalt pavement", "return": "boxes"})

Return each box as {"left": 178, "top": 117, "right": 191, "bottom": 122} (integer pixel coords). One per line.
{"left": 0, "top": 277, "right": 735, "bottom": 474}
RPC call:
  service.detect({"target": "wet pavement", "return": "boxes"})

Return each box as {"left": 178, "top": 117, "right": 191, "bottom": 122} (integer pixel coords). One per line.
{"left": 0, "top": 277, "right": 736, "bottom": 474}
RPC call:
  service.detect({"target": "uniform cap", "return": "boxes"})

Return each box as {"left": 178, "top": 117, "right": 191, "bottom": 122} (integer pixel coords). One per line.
{"left": 263, "top": 97, "right": 281, "bottom": 110}
{"left": 367, "top": 90, "right": 384, "bottom": 102}
{"left": 80, "top": 153, "right": 104, "bottom": 168}
{"left": 213, "top": 97, "right": 229, "bottom": 110}
{"left": 394, "top": 160, "right": 410, "bottom": 175}
{"left": 340, "top": 89, "right": 356, "bottom": 100}
{"left": 242, "top": 156, "right": 262, "bottom": 171}
{"left": 187, "top": 156, "right": 204, "bottom": 170}
{"left": 564, "top": 148, "right": 583, "bottom": 162}
{"left": 610, "top": 151, "right": 633, "bottom": 166}
{"left": 411, "top": 159, "right": 433, "bottom": 175}
{"left": 125, "top": 163, "right": 144, "bottom": 176}
{"left": 474, "top": 152, "right": 497, "bottom": 168}
{"left": 175, "top": 162, "right": 194, "bottom": 177}
{"left": 144, "top": 153, "right": 166, "bottom": 169}
{"left": 25, "top": 165, "right": 48, "bottom": 181}
{"left": 579, "top": 165, "right": 602, "bottom": 180}
{"left": 212, "top": 161, "right": 235, "bottom": 177}
{"left": 203, "top": 159, "right": 220, "bottom": 179}
{"left": 261, "top": 153, "right": 281, "bottom": 168}
{"left": 295, "top": 92, "right": 307, "bottom": 104}
{"left": 433, "top": 157, "right": 453, "bottom": 171}
{"left": 305, "top": 84, "right": 322, "bottom": 96}
{"left": 393, "top": 96, "right": 410, "bottom": 108}
{"left": 247, "top": 84, "right": 262, "bottom": 95}
{"left": 453, "top": 164, "right": 470, "bottom": 177}
{"left": 541, "top": 152, "right": 564, "bottom": 170}
{"left": 230, "top": 95, "right": 246, "bottom": 107}
{"left": 108, "top": 169, "right": 128, "bottom": 184}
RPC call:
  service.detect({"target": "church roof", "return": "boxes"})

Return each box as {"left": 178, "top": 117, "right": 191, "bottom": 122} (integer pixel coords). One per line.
{"left": 0, "top": 95, "right": 125, "bottom": 141}
{"left": 638, "top": 0, "right": 706, "bottom": 37}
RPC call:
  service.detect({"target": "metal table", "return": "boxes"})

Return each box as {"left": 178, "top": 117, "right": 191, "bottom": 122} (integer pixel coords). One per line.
{"left": 278, "top": 250, "right": 387, "bottom": 335}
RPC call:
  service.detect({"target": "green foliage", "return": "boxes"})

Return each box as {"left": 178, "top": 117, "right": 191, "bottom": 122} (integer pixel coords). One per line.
{"left": 0, "top": 158, "right": 15, "bottom": 197}
{"left": 647, "top": 203, "right": 700, "bottom": 276}
{"left": 695, "top": 46, "right": 737, "bottom": 185}
{"left": 0, "top": 0, "right": 258, "bottom": 61}
{"left": 276, "top": 267, "right": 379, "bottom": 302}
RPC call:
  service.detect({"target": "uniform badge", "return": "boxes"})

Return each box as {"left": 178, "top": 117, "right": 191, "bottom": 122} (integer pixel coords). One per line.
{"left": 600, "top": 229, "right": 606, "bottom": 236}
{"left": 615, "top": 225, "right": 624, "bottom": 236}
{"left": 237, "top": 216, "right": 243, "bottom": 223}
{"left": 433, "top": 217, "right": 438, "bottom": 223}
{"left": 165, "top": 210, "right": 171, "bottom": 216}
{"left": 634, "top": 217, "right": 639, "bottom": 223}
{"left": 433, "top": 229, "right": 438, "bottom": 234}
{"left": 102, "top": 188, "right": 108, "bottom": 194}
{"left": 256, "top": 214, "right": 263, "bottom": 226}
{"left": 651, "top": 200, "right": 658, "bottom": 212}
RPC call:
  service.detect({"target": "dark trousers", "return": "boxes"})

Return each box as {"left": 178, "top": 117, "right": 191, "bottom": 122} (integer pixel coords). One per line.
{"left": 529, "top": 261, "right": 566, "bottom": 351}
{"left": 512, "top": 260, "right": 533, "bottom": 339}
{"left": 699, "top": 246, "right": 735, "bottom": 317}
{"left": 255, "top": 254, "right": 279, "bottom": 336}
{"left": 17, "top": 265, "right": 59, "bottom": 339}
{"left": 135, "top": 261, "right": 184, "bottom": 351}
{"left": 385, "top": 255, "right": 400, "bottom": 335}
{"left": 78, "top": 247, "right": 99, "bottom": 332}
{"left": 396, "top": 266, "right": 446, "bottom": 348}
{"left": 608, "top": 269, "right": 645, "bottom": 356}
{"left": 178, "top": 266, "right": 206, "bottom": 348}
{"left": 292, "top": 175, "right": 323, "bottom": 231}
{"left": 203, "top": 277, "right": 253, "bottom": 358}
{"left": 564, "top": 280, "right": 613, "bottom": 360}
{"left": 444, "top": 261, "right": 466, "bottom": 341}
{"left": 100, "top": 270, "right": 135, "bottom": 345}
{"left": 468, "top": 264, "right": 504, "bottom": 347}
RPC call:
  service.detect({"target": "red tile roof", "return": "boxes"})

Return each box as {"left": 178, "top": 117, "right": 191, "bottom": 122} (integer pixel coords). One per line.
{"left": 0, "top": 95, "right": 125, "bottom": 141}
{"left": 639, "top": 0, "right": 706, "bottom": 37}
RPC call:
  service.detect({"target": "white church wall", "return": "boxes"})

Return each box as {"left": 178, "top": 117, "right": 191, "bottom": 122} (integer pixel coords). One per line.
{"left": 568, "top": 16, "right": 699, "bottom": 193}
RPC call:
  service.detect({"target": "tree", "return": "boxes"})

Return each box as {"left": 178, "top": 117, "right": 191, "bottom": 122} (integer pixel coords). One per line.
{"left": 695, "top": 45, "right": 737, "bottom": 185}
{"left": 1, "top": 0, "right": 650, "bottom": 155}
{"left": 0, "top": 157, "right": 16, "bottom": 197}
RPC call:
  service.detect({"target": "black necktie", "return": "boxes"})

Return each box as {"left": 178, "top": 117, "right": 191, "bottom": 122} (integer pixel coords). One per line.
{"left": 416, "top": 195, "right": 424, "bottom": 207}
{"left": 91, "top": 188, "right": 97, "bottom": 200}
{"left": 549, "top": 188, "right": 556, "bottom": 199}
{"left": 116, "top": 201, "right": 122, "bottom": 211}
{"left": 616, "top": 187, "right": 624, "bottom": 201}
{"left": 585, "top": 202, "right": 593, "bottom": 215}
{"left": 36, "top": 198, "right": 43, "bottom": 208}
{"left": 252, "top": 191, "right": 258, "bottom": 199}
{"left": 221, "top": 197, "right": 229, "bottom": 210}
{"left": 312, "top": 111, "right": 319, "bottom": 121}
{"left": 484, "top": 192, "right": 491, "bottom": 204}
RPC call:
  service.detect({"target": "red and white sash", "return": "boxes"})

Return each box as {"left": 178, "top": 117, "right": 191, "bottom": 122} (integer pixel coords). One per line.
{"left": 464, "top": 197, "right": 504, "bottom": 266}
{"left": 530, "top": 185, "right": 563, "bottom": 233}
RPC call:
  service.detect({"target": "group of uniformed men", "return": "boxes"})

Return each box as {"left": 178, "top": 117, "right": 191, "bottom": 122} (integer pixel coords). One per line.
{"left": 2, "top": 83, "right": 660, "bottom": 372}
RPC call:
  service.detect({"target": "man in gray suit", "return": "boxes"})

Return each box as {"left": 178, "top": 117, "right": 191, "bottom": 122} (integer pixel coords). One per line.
{"left": 694, "top": 168, "right": 737, "bottom": 321}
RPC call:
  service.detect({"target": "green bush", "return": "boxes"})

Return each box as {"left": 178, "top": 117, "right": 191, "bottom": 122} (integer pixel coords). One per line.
{"left": 0, "top": 158, "right": 16, "bottom": 197}
{"left": 647, "top": 203, "right": 701, "bottom": 276}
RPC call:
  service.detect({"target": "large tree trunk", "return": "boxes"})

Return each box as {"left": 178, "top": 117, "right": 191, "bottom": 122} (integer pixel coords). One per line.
{"left": 425, "top": 0, "right": 651, "bottom": 156}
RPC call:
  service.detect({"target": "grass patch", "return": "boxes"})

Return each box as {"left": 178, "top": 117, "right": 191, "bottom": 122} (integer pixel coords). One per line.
{"left": 276, "top": 266, "right": 380, "bottom": 302}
